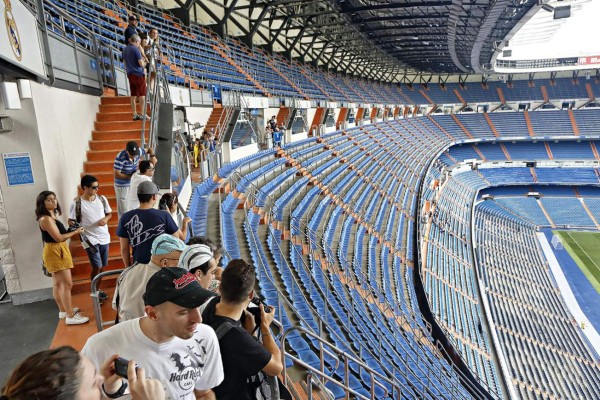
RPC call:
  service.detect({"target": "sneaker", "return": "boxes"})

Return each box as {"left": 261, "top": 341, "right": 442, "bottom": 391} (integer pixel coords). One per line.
{"left": 59, "top": 307, "right": 80, "bottom": 319}
{"left": 98, "top": 291, "right": 108, "bottom": 301}
{"left": 133, "top": 114, "right": 141, "bottom": 121}
{"left": 65, "top": 313, "right": 89, "bottom": 325}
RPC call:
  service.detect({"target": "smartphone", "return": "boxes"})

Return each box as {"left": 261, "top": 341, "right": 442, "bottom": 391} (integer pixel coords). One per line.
{"left": 114, "top": 357, "right": 138, "bottom": 378}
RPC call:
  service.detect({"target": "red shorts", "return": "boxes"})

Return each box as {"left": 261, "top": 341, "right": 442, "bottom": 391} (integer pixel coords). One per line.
{"left": 127, "top": 74, "right": 146, "bottom": 97}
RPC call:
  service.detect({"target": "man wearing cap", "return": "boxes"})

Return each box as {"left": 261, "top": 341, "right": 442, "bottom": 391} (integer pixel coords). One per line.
{"left": 113, "top": 233, "right": 189, "bottom": 322}
{"left": 113, "top": 141, "right": 157, "bottom": 218}
{"left": 117, "top": 181, "right": 183, "bottom": 267}
{"left": 83, "top": 267, "right": 224, "bottom": 400}
{"left": 124, "top": 15, "right": 138, "bottom": 44}
{"left": 124, "top": 160, "right": 155, "bottom": 213}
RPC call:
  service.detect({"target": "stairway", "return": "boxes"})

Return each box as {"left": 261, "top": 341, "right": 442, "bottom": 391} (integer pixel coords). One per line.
{"left": 206, "top": 105, "right": 224, "bottom": 138}
{"left": 71, "top": 96, "right": 148, "bottom": 294}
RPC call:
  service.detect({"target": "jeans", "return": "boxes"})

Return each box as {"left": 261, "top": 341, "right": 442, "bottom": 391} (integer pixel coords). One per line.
{"left": 85, "top": 243, "right": 109, "bottom": 268}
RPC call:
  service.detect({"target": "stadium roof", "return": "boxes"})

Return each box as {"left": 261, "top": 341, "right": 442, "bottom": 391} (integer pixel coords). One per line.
{"left": 193, "top": 0, "right": 541, "bottom": 80}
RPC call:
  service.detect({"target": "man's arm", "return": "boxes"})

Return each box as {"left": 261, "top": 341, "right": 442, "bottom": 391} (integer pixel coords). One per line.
{"left": 114, "top": 169, "right": 133, "bottom": 180}
{"left": 194, "top": 389, "right": 215, "bottom": 400}
{"left": 119, "top": 237, "right": 131, "bottom": 267}
{"left": 98, "top": 212, "right": 112, "bottom": 226}
{"left": 259, "top": 305, "right": 284, "bottom": 376}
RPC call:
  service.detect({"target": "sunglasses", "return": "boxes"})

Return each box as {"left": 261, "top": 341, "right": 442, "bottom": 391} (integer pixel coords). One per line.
{"left": 90, "top": 185, "right": 100, "bottom": 190}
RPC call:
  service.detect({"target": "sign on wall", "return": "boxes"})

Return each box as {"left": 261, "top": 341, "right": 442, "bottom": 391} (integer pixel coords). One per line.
{"left": 3, "top": 152, "right": 34, "bottom": 186}
{"left": 0, "top": 0, "right": 46, "bottom": 78}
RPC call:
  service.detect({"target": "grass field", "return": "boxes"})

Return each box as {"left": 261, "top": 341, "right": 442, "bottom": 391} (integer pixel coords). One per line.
{"left": 554, "top": 230, "right": 600, "bottom": 294}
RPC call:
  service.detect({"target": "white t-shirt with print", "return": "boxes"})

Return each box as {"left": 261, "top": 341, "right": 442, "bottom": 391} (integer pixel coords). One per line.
{"left": 82, "top": 318, "right": 224, "bottom": 399}
{"left": 68, "top": 195, "right": 112, "bottom": 245}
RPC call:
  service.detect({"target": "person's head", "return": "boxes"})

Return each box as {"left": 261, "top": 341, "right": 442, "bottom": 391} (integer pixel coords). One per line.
{"left": 150, "top": 234, "right": 187, "bottom": 267}
{"left": 143, "top": 267, "right": 208, "bottom": 339}
{"left": 128, "top": 34, "right": 141, "bottom": 46}
{"left": 158, "top": 192, "right": 178, "bottom": 212}
{"left": 178, "top": 244, "right": 216, "bottom": 289}
{"left": 80, "top": 175, "right": 100, "bottom": 196}
{"left": 139, "top": 160, "right": 155, "bottom": 176}
{"left": 126, "top": 141, "right": 139, "bottom": 157}
{"left": 35, "top": 191, "right": 61, "bottom": 220}
{"left": 1, "top": 346, "right": 103, "bottom": 400}
{"left": 220, "top": 259, "right": 255, "bottom": 305}
{"left": 139, "top": 32, "right": 148, "bottom": 46}
{"left": 186, "top": 236, "right": 222, "bottom": 266}
{"left": 137, "top": 181, "right": 159, "bottom": 205}
{"left": 128, "top": 15, "right": 138, "bottom": 26}
{"left": 149, "top": 28, "right": 158, "bottom": 39}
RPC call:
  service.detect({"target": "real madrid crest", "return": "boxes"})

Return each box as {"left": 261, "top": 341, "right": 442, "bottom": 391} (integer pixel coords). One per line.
{"left": 4, "top": 0, "right": 22, "bottom": 61}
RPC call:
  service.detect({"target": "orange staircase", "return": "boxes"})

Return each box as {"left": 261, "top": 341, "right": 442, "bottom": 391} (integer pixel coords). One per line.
{"left": 212, "top": 45, "right": 270, "bottom": 97}
{"left": 590, "top": 142, "right": 600, "bottom": 160}
{"left": 530, "top": 167, "right": 538, "bottom": 183}
{"left": 310, "top": 108, "right": 326, "bottom": 136}
{"left": 500, "top": 143, "right": 511, "bottom": 160}
{"left": 72, "top": 96, "right": 149, "bottom": 294}
{"left": 419, "top": 88, "right": 435, "bottom": 105}
{"left": 355, "top": 108, "right": 364, "bottom": 121}
{"left": 472, "top": 145, "right": 486, "bottom": 161}
{"left": 453, "top": 88, "right": 466, "bottom": 105}
{"left": 276, "top": 107, "right": 290, "bottom": 127}
{"left": 544, "top": 142, "right": 554, "bottom": 160}
{"left": 483, "top": 112, "right": 501, "bottom": 137}
{"left": 523, "top": 111, "right": 535, "bottom": 137}
{"left": 540, "top": 86, "right": 549, "bottom": 103}
{"left": 451, "top": 114, "right": 474, "bottom": 139}
{"left": 496, "top": 87, "right": 506, "bottom": 104}
{"left": 206, "top": 105, "right": 224, "bottom": 137}
{"left": 586, "top": 83, "right": 596, "bottom": 101}
{"left": 567, "top": 109, "right": 580, "bottom": 136}
{"left": 336, "top": 108, "right": 348, "bottom": 129}
{"left": 370, "top": 107, "right": 379, "bottom": 122}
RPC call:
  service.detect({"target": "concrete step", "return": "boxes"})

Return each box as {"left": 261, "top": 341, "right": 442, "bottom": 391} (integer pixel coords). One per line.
{"left": 94, "top": 120, "right": 145, "bottom": 132}
{"left": 87, "top": 150, "right": 120, "bottom": 162}
{"left": 89, "top": 140, "right": 135, "bottom": 151}
{"left": 83, "top": 160, "right": 116, "bottom": 174}
{"left": 101, "top": 96, "right": 134, "bottom": 105}
{"left": 92, "top": 130, "right": 148, "bottom": 141}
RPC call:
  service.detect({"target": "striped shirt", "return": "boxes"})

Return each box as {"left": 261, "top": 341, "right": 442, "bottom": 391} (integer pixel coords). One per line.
{"left": 113, "top": 148, "right": 145, "bottom": 187}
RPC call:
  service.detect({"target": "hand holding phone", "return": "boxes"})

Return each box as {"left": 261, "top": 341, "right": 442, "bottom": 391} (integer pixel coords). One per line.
{"left": 114, "top": 357, "right": 138, "bottom": 378}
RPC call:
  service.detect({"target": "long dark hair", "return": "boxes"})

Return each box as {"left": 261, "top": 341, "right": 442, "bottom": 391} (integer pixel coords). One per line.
{"left": 35, "top": 191, "right": 61, "bottom": 220}
{"left": 158, "top": 192, "right": 178, "bottom": 211}
{"left": 1, "top": 346, "right": 81, "bottom": 400}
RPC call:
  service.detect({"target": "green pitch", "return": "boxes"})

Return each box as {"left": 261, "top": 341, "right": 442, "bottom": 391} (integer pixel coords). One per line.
{"left": 554, "top": 230, "right": 600, "bottom": 294}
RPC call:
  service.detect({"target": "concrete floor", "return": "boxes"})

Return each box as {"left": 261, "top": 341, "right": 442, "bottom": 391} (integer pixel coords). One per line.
{"left": 0, "top": 300, "right": 58, "bottom": 386}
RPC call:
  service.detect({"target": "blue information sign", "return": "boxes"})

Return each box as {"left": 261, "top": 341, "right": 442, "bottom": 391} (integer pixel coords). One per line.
{"left": 212, "top": 85, "right": 222, "bottom": 101}
{"left": 3, "top": 152, "right": 34, "bottom": 186}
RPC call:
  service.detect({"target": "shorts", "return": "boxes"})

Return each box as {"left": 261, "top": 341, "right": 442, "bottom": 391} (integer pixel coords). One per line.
{"left": 127, "top": 73, "right": 147, "bottom": 97}
{"left": 42, "top": 242, "right": 74, "bottom": 274}
{"left": 85, "top": 243, "right": 109, "bottom": 268}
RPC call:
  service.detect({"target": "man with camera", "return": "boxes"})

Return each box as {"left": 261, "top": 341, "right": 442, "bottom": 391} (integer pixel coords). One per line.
{"left": 201, "top": 259, "right": 283, "bottom": 400}
{"left": 69, "top": 175, "right": 112, "bottom": 301}
{"left": 83, "top": 267, "right": 224, "bottom": 399}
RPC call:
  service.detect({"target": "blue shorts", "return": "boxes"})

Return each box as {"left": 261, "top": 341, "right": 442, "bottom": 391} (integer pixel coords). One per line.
{"left": 85, "top": 243, "right": 109, "bottom": 269}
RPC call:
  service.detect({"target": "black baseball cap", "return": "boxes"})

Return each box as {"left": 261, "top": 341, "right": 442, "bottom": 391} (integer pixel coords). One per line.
{"left": 143, "top": 267, "right": 213, "bottom": 308}
{"left": 126, "top": 141, "right": 139, "bottom": 154}
{"left": 129, "top": 15, "right": 138, "bottom": 21}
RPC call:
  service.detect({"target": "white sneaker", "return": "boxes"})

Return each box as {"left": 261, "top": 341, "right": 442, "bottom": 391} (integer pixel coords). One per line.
{"left": 65, "top": 312, "right": 89, "bottom": 325}
{"left": 59, "top": 307, "right": 80, "bottom": 319}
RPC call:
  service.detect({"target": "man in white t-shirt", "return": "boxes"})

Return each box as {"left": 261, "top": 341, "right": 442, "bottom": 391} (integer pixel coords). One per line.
{"left": 125, "top": 160, "right": 155, "bottom": 213}
{"left": 69, "top": 175, "right": 112, "bottom": 302}
{"left": 113, "top": 234, "right": 211, "bottom": 322}
{"left": 83, "top": 267, "right": 224, "bottom": 399}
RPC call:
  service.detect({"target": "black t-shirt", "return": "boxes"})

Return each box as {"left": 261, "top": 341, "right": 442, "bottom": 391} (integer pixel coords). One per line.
{"left": 202, "top": 299, "right": 272, "bottom": 400}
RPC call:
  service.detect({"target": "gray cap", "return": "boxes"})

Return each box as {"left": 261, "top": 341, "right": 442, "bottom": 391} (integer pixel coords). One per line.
{"left": 137, "top": 181, "right": 159, "bottom": 195}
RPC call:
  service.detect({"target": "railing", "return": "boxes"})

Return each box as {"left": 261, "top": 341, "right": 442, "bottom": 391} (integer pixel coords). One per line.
{"left": 226, "top": 168, "right": 482, "bottom": 399}
{"left": 141, "top": 41, "right": 170, "bottom": 151}
{"left": 91, "top": 269, "right": 125, "bottom": 332}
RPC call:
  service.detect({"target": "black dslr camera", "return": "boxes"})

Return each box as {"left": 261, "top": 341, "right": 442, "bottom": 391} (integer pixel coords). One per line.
{"left": 247, "top": 297, "right": 273, "bottom": 327}
{"left": 68, "top": 222, "right": 98, "bottom": 254}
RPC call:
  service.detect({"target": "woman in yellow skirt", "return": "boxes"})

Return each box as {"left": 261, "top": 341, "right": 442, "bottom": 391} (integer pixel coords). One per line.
{"left": 36, "top": 191, "right": 89, "bottom": 325}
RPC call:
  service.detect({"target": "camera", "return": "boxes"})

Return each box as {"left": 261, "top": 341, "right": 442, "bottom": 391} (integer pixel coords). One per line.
{"left": 68, "top": 222, "right": 98, "bottom": 254}
{"left": 247, "top": 297, "right": 273, "bottom": 327}
{"left": 114, "top": 357, "right": 138, "bottom": 378}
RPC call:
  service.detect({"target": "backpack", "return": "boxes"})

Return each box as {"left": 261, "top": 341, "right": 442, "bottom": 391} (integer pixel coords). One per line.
{"left": 74, "top": 195, "right": 109, "bottom": 223}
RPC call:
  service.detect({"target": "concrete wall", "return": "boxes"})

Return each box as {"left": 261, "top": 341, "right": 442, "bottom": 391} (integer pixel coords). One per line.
{"left": 0, "top": 82, "right": 100, "bottom": 304}
{"left": 0, "top": 90, "right": 51, "bottom": 302}
{"left": 32, "top": 83, "right": 100, "bottom": 210}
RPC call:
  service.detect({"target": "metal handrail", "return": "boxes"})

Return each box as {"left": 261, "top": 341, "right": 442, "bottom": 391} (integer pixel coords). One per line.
{"left": 91, "top": 269, "right": 125, "bottom": 332}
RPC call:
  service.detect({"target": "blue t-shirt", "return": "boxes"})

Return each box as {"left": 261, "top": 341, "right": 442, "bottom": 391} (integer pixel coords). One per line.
{"left": 123, "top": 44, "right": 145, "bottom": 76}
{"left": 124, "top": 25, "right": 137, "bottom": 43}
{"left": 116, "top": 209, "right": 179, "bottom": 264}
{"left": 113, "top": 148, "right": 145, "bottom": 187}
